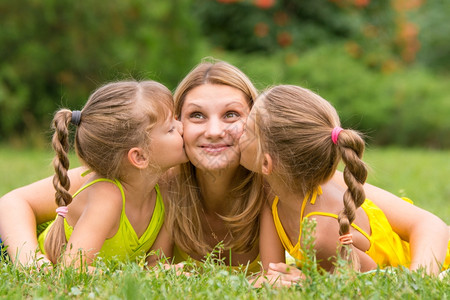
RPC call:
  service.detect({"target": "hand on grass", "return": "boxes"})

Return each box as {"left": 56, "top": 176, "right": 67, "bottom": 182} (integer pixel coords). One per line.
{"left": 161, "top": 263, "right": 191, "bottom": 277}
{"left": 32, "top": 254, "right": 52, "bottom": 273}
{"left": 266, "top": 262, "right": 303, "bottom": 286}
{"left": 250, "top": 262, "right": 303, "bottom": 287}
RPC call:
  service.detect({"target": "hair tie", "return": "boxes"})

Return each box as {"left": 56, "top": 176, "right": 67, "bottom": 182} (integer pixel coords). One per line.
{"left": 56, "top": 206, "right": 68, "bottom": 218}
{"left": 338, "top": 233, "right": 353, "bottom": 245}
{"left": 331, "top": 127, "right": 343, "bottom": 145}
{"left": 71, "top": 110, "right": 82, "bottom": 126}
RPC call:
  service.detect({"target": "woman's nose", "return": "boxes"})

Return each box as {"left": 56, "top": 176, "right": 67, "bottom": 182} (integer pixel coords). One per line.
{"left": 204, "top": 117, "right": 225, "bottom": 138}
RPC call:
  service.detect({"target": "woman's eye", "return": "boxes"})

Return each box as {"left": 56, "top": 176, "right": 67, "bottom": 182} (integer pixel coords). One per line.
{"left": 225, "top": 111, "right": 240, "bottom": 119}
{"left": 189, "top": 112, "right": 204, "bottom": 119}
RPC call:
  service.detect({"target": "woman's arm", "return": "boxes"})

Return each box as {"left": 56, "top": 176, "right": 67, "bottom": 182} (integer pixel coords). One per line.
{"left": 0, "top": 167, "right": 90, "bottom": 265}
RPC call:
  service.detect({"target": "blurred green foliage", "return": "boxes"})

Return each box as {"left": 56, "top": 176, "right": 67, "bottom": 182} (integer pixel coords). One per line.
{"left": 194, "top": 0, "right": 450, "bottom": 148}
{"left": 195, "top": 0, "right": 359, "bottom": 52}
{"left": 217, "top": 46, "right": 450, "bottom": 148}
{"left": 0, "top": 0, "right": 201, "bottom": 144}
{"left": 0, "top": 0, "right": 449, "bottom": 148}
{"left": 415, "top": 0, "right": 450, "bottom": 73}
{"left": 194, "top": 0, "right": 411, "bottom": 70}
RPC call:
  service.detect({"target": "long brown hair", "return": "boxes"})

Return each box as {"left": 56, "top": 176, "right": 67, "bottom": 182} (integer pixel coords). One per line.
{"left": 166, "top": 58, "right": 265, "bottom": 255}
{"left": 254, "top": 85, "right": 367, "bottom": 270}
{"left": 46, "top": 80, "right": 173, "bottom": 264}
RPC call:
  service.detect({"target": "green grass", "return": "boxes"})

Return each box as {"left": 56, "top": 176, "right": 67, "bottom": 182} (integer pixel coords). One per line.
{"left": 0, "top": 145, "right": 80, "bottom": 198}
{"left": 1, "top": 145, "right": 448, "bottom": 223}
{"left": 1, "top": 144, "right": 449, "bottom": 299}
{"left": 363, "top": 146, "right": 450, "bottom": 224}
{"left": 1, "top": 240, "right": 449, "bottom": 299}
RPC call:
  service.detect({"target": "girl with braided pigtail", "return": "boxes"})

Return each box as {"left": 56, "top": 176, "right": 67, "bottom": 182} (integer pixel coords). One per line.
{"left": 37, "top": 80, "right": 188, "bottom": 267}
{"left": 240, "top": 85, "right": 450, "bottom": 285}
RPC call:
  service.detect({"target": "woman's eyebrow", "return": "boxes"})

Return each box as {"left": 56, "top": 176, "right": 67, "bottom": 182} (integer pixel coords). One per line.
{"left": 184, "top": 102, "right": 202, "bottom": 109}
{"left": 183, "top": 100, "right": 246, "bottom": 110}
{"left": 225, "top": 101, "right": 246, "bottom": 108}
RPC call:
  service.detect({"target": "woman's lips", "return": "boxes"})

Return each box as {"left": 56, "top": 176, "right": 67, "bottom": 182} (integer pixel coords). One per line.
{"left": 201, "top": 144, "right": 230, "bottom": 154}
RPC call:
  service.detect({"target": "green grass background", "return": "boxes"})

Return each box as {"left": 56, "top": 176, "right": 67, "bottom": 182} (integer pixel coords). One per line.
{"left": 363, "top": 147, "right": 449, "bottom": 224}
{"left": 1, "top": 145, "right": 448, "bottom": 223}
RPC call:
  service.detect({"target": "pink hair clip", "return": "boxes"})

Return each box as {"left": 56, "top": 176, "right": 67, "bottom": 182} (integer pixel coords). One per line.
{"left": 56, "top": 206, "right": 68, "bottom": 218}
{"left": 331, "top": 127, "right": 343, "bottom": 145}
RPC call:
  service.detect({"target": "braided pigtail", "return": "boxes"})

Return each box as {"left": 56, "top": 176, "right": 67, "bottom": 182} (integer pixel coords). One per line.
{"left": 44, "top": 109, "right": 77, "bottom": 264}
{"left": 334, "top": 128, "right": 368, "bottom": 271}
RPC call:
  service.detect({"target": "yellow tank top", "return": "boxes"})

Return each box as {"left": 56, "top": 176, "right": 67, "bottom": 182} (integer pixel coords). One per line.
{"left": 172, "top": 244, "right": 261, "bottom": 274}
{"left": 38, "top": 178, "right": 164, "bottom": 262}
{"left": 272, "top": 187, "right": 450, "bottom": 270}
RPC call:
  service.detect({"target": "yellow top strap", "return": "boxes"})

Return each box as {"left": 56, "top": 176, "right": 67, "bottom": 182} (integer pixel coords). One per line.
{"left": 272, "top": 186, "right": 323, "bottom": 257}
{"left": 298, "top": 186, "right": 322, "bottom": 244}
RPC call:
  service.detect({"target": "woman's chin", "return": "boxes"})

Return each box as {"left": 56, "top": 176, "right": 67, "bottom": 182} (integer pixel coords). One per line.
{"left": 192, "top": 158, "right": 240, "bottom": 174}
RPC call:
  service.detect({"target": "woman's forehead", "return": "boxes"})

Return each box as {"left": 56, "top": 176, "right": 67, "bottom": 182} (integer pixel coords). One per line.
{"left": 182, "top": 84, "right": 250, "bottom": 109}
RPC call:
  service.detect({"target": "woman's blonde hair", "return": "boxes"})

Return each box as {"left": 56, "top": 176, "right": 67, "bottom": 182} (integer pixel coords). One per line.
{"left": 254, "top": 85, "right": 367, "bottom": 270}
{"left": 166, "top": 58, "right": 264, "bottom": 255}
{"left": 46, "top": 80, "right": 173, "bottom": 264}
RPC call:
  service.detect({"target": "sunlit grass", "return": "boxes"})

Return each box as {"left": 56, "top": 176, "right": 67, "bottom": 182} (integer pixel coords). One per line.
{"left": 363, "top": 147, "right": 450, "bottom": 224}
{"left": 1, "top": 227, "right": 449, "bottom": 299}
{"left": 0, "top": 144, "right": 449, "bottom": 298}
{"left": 2, "top": 145, "right": 448, "bottom": 223}
{"left": 0, "top": 145, "right": 80, "bottom": 197}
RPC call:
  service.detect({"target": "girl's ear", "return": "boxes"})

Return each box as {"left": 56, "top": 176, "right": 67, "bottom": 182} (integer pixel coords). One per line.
{"left": 127, "top": 147, "right": 149, "bottom": 169}
{"left": 262, "top": 153, "right": 273, "bottom": 175}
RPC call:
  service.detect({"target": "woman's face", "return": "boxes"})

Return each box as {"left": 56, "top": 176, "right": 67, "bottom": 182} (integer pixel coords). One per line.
{"left": 180, "top": 84, "right": 250, "bottom": 172}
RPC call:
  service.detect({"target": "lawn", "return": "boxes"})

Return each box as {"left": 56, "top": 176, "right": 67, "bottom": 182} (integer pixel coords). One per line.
{"left": 0, "top": 145, "right": 449, "bottom": 299}
{"left": 1, "top": 145, "right": 448, "bottom": 223}
{"left": 363, "top": 146, "right": 450, "bottom": 224}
